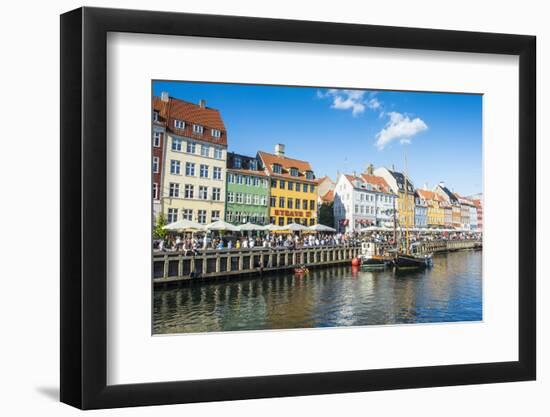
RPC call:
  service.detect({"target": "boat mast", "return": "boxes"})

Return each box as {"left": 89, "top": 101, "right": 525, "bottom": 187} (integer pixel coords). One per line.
{"left": 404, "top": 153, "right": 410, "bottom": 255}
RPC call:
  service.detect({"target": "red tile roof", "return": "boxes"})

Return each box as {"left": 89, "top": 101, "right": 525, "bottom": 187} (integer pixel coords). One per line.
{"left": 344, "top": 174, "right": 391, "bottom": 194}
{"left": 320, "top": 190, "right": 334, "bottom": 203}
{"left": 152, "top": 96, "right": 227, "bottom": 146}
{"left": 258, "top": 151, "right": 316, "bottom": 183}
{"left": 417, "top": 189, "right": 435, "bottom": 200}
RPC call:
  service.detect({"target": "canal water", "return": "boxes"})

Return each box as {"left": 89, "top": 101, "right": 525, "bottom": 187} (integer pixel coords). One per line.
{"left": 153, "top": 250, "right": 482, "bottom": 334}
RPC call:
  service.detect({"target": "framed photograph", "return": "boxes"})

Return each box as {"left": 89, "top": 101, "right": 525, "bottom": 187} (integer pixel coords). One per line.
{"left": 60, "top": 7, "right": 536, "bottom": 409}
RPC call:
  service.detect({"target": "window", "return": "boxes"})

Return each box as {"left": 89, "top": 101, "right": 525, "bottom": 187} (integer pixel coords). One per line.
{"left": 182, "top": 209, "right": 193, "bottom": 220}
{"left": 214, "top": 147, "right": 223, "bottom": 159}
{"left": 226, "top": 212, "right": 233, "bottom": 222}
{"left": 249, "top": 159, "right": 258, "bottom": 170}
{"left": 193, "top": 124, "right": 204, "bottom": 134}
{"left": 252, "top": 177, "right": 259, "bottom": 186}
{"left": 245, "top": 194, "right": 252, "bottom": 205}
{"left": 310, "top": 218, "right": 315, "bottom": 226}
{"left": 279, "top": 197, "right": 285, "bottom": 208}
{"left": 288, "top": 198, "right": 293, "bottom": 209}
{"left": 295, "top": 199, "right": 301, "bottom": 209}
{"left": 197, "top": 210, "right": 207, "bottom": 224}
{"left": 273, "top": 164, "right": 282, "bottom": 174}
{"left": 186, "top": 141, "right": 196, "bottom": 153}
{"left": 200, "top": 164, "right": 209, "bottom": 178}
{"left": 303, "top": 200, "right": 308, "bottom": 210}
{"left": 212, "top": 187, "right": 221, "bottom": 201}
{"left": 245, "top": 176, "right": 251, "bottom": 186}
{"left": 290, "top": 167, "right": 299, "bottom": 177}
{"left": 253, "top": 195, "right": 260, "bottom": 205}
{"left": 153, "top": 132, "right": 161, "bottom": 147}
{"left": 167, "top": 208, "right": 177, "bottom": 223}
{"left": 201, "top": 145, "right": 210, "bottom": 157}
{"left": 236, "top": 175, "right": 243, "bottom": 184}
{"left": 199, "top": 186, "right": 208, "bottom": 200}
{"left": 152, "top": 183, "right": 159, "bottom": 200}
{"left": 170, "top": 160, "right": 180, "bottom": 175}
{"left": 227, "top": 192, "right": 234, "bottom": 203}
{"left": 295, "top": 183, "right": 301, "bottom": 192}
{"left": 152, "top": 157, "right": 159, "bottom": 173}
{"left": 288, "top": 181, "right": 294, "bottom": 191}
{"left": 185, "top": 162, "right": 195, "bottom": 176}
{"left": 153, "top": 110, "right": 159, "bottom": 122}
{"left": 174, "top": 119, "right": 185, "bottom": 129}
{"left": 278, "top": 217, "right": 284, "bottom": 226}
{"left": 211, "top": 129, "right": 221, "bottom": 138}
{"left": 270, "top": 196, "right": 276, "bottom": 207}
{"left": 227, "top": 173, "right": 234, "bottom": 183}
{"left": 213, "top": 167, "right": 222, "bottom": 180}
{"left": 279, "top": 180, "right": 285, "bottom": 190}
{"left": 306, "top": 171, "right": 314, "bottom": 180}
{"left": 172, "top": 138, "right": 183, "bottom": 151}
{"left": 287, "top": 217, "right": 293, "bottom": 225}
{"left": 184, "top": 184, "right": 194, "bottom": 199}
{"left": 236, "top": 193, "right": 243, "bottom": 203}
{"left": 169, "top": 183, "right": 180, "bottom": 198}
{"left": 211, "top": 210, "right": 221, "bottom": 221}
{"left": 270, "top": 216, "right": 276, "bottom": 224}
{"left": 309, "top": 184, "right": 314, "bottom": 193}
{"left": 234, "top": 156, "right": 242, "bottom": 169}
{"left": 355, "top": 204, "right": 359, "bottom": 214}
{"left": 271, "top": 179, "right": 277, "bottom": 188}
{"left": 260, "top": 196, "right": 267, "bottom": 206}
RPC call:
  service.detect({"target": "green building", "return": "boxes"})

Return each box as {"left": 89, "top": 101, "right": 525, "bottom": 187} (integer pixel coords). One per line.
{"left": 225, "top": 153, "right": 270, "bottom": 225}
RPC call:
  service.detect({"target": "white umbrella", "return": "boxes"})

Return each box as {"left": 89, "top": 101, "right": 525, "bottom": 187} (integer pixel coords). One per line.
{"left": 163, "top": 219, "right": 205, "bottom": 232}
{"left": 205, "top": 220, "right": 239, "bottom": 232}
{"left": 238, "top": 222, "right": 267, "bottom": 231}
{"left": 265, "top": 224, "right": 284, "bottom": 232}
{"left": 308, "top": 223, "right": 337, "bottom": 232}
{"left": 283, "top": 222, "right": 309, "bottom": 232}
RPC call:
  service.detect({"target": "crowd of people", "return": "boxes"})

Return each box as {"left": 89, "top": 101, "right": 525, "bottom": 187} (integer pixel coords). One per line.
{"left": 154, "top": 229, "right": 481, "bottom": 254}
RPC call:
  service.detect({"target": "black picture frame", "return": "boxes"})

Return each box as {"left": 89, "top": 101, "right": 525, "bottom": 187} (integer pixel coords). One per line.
{"left": 60, "top": 6, "right": 536, "bottom": 410}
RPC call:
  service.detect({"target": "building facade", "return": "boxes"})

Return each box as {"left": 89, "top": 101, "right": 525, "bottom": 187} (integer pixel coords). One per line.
{"left": 152, "top": 96, "right": 168, "bottom": 220}
{"left": 158, "top": 94, "right": 228, "bottom": 225}
{"left": 434, "top": 182, "right": 461, "bottom": 228}
{"left": 473, "top": 198, "right": 483, "bottom": 231}
{"left": 225, "top": 153, "right": 270, "bottom": 225}
{"left": 258, "top": 145, "right": 318, "bottom": 226}
{"left": 417, "top": 189, "right": 445, "bottom": 227}
{"left": 333, "top": 172, "right": 395, "bottom": 233}
{"left": 374, "top": 167, "right": 416, "bottom": 228}
{"left": 414, "top": 192, "right": 428, "bottom": 228}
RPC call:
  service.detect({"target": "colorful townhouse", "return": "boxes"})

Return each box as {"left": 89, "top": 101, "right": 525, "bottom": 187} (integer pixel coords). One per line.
{"left": 152, "top": 96, "right": 168, "bottom": 220}
{"left": 434, "top": 182, "right": 462, "bottom": 228}
{"left": 417, "top": 189, "right": 445, "bottom": 227}
{"left": 374, "top": 167, "right": 416, "bottom": 229}
{"left": 225, "top": 153, "right": 270, "bottom": 225}
{"left": 156, "top": 93, "right": 228, "bottom": 225}
{"left": 258, "top": 144, "right": 318, "bottom": 226}
{"left": 333, "top": 171, "right": 395, "bottom": 233}
{"left": 414, "top": 191, "right": 428, "bottom": 228}
{"left": 472, "top": 198, "right": 483, "bottom": 231}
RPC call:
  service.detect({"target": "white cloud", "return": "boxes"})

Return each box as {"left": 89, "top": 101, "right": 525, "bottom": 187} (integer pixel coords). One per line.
{"left": 367, "top": 98, "right": 381, "bottom": 110}
{"left": 375, "top": 112, "right": 428, "bottom": 150}
{"left": 317, "top": 89, "right": 368, "bottom": 116}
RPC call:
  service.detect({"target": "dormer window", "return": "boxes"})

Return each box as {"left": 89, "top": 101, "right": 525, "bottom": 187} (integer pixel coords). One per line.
{"left": 211, "top": 129, "right": 221, "bottom": 138}
{"left": 290, "top": 167, "right": 299, "bottom": 177}
{"left": 193, "top": 124, "right": 204, "bottom": 134}
{"left": 153, "top": 110, "right": 159, "bottom": 122}
{"left": 273, "top": 164, "right": 282, "bottom": 174}
{"left": 234, "top": 156, "right": 242, "bottom": 169}
{"left": 249, "top": 159, "right": 258, "bottom": 170}
{"left": 174, "top": 119, "right": 185, "bottom": 129}
{"left": 305, "top": 170, "right": 314, "bottom": 180}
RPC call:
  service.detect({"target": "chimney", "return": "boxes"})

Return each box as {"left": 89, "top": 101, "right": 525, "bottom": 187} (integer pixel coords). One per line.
{"left": 366, "top": 164, "right": 374, "bottom": 175}
{"left": 275, "top": 144, "right": 285, "bottom": 156}
{"left": 199, "top": 99, "right": 206, "bottom": 108}
{"left": 161, "top": 91, "right": 169, "bottom": 102}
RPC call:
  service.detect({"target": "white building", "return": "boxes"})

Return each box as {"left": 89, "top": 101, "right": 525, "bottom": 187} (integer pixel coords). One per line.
{"left": 333, "top": 173, "right": 396, "bottom": 233}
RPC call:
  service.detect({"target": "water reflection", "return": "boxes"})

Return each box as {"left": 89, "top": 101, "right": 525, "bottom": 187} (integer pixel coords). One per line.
{"left": 153, "top": 250, "right": 482, "bottom": 334}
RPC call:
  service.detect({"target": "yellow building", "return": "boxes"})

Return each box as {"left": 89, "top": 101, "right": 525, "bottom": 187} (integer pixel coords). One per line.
{"left": 417, "top": 189, "right": 445, "bottom": 226}
{"left": 258, "top": 145, "right": 317, "bottom": 226}
{"left": 373, "top": 167, "right": 415, "bottom": 228}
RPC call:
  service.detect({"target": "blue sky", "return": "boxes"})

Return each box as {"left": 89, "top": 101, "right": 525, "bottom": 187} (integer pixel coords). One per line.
{"left": 153, "top": 81, "right": 482, "bottom": 196}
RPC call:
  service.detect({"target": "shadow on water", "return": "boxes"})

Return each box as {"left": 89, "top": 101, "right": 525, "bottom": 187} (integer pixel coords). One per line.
{"left": 153, "top": 250, "right": 482, "bottom": 334}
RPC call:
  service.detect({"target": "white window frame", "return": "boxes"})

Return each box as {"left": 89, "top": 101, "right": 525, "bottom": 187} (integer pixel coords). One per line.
{"left": 193, "top": 124, "right": 204, "bottom": 134}
{"left": 152, "top": 183, "right": 159, "bottom": 200}
{"left": 214, "top": 147, "right": 223, "bottom": 159}
{"left": 152, "top": 156, "right": 159, "bottom": 173}
{"left": 213, "top": 167, "right": 222, "bottom": 180}
{"left": 184, "top": 184, "right": 194, "bottom": 199}
{"left": 170, "top": 160, "right": 180, "bottom": 175}
{"left": 211, "top": 129, "right": 221, "bottom": 138}
{"left": 200, "top": 164, "right": 209, "bottom": 178}
{"left": 174, "top": 119, "right": 185, "bottom": 129}
{"left": 153, "top": 132, "right": 161, "bottom": 147}
{"left": 212, "top": 187, "right": 221, "bottom": 201}
{"left": 169, "top": 182, "right": 180, "bottom": 198}
{"left": 201, "top": 144, "right": 210, "bottom": 157}
{"left": 199, "top": 186, "right": 208, "bottom": 200}
{"left": 172, "top": 138, "right": 183, "bottom": 152}
{"left": 185, "top": 162, "right": 195, "bottom": 176}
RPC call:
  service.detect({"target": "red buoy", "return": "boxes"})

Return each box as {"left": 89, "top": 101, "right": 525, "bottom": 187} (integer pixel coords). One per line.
{"left": 351, "top": 257, "right": 361, "bottom": 267}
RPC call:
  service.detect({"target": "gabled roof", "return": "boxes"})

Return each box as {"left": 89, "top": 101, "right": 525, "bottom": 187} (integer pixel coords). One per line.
{"left": 226, "top": 153, "right": 267, "bottom": 176}
{"left": 343, "top": 174, "right": 392, "bottom": 194}
{"left": 152, "top": 96, "right": 227, "bottom": 146}
{"left": 320, "top": 190, "right": 334, "bottom": 203}
{"left": 388, "top": 170, "right": 415, "bottom": 193}
{"left": 258, "top": 151, "right": 315, "bottom": 183}
{"left": 436, "top": 184, "right": 459, "bottom": 203}
{"left": 315, "top": 175, "right": 335, "bottom": 186}
{"left": 417, "top": 189, "right": 436, "bottom": 200}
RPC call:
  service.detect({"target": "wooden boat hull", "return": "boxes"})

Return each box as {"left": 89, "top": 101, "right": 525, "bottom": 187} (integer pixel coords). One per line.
{"left": 394, "top": 254, "right": 433, "bottom": 269}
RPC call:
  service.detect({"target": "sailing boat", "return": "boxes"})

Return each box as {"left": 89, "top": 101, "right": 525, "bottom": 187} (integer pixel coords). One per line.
{"left": 393, "top": 154, "right": 433, "bottom": 269}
